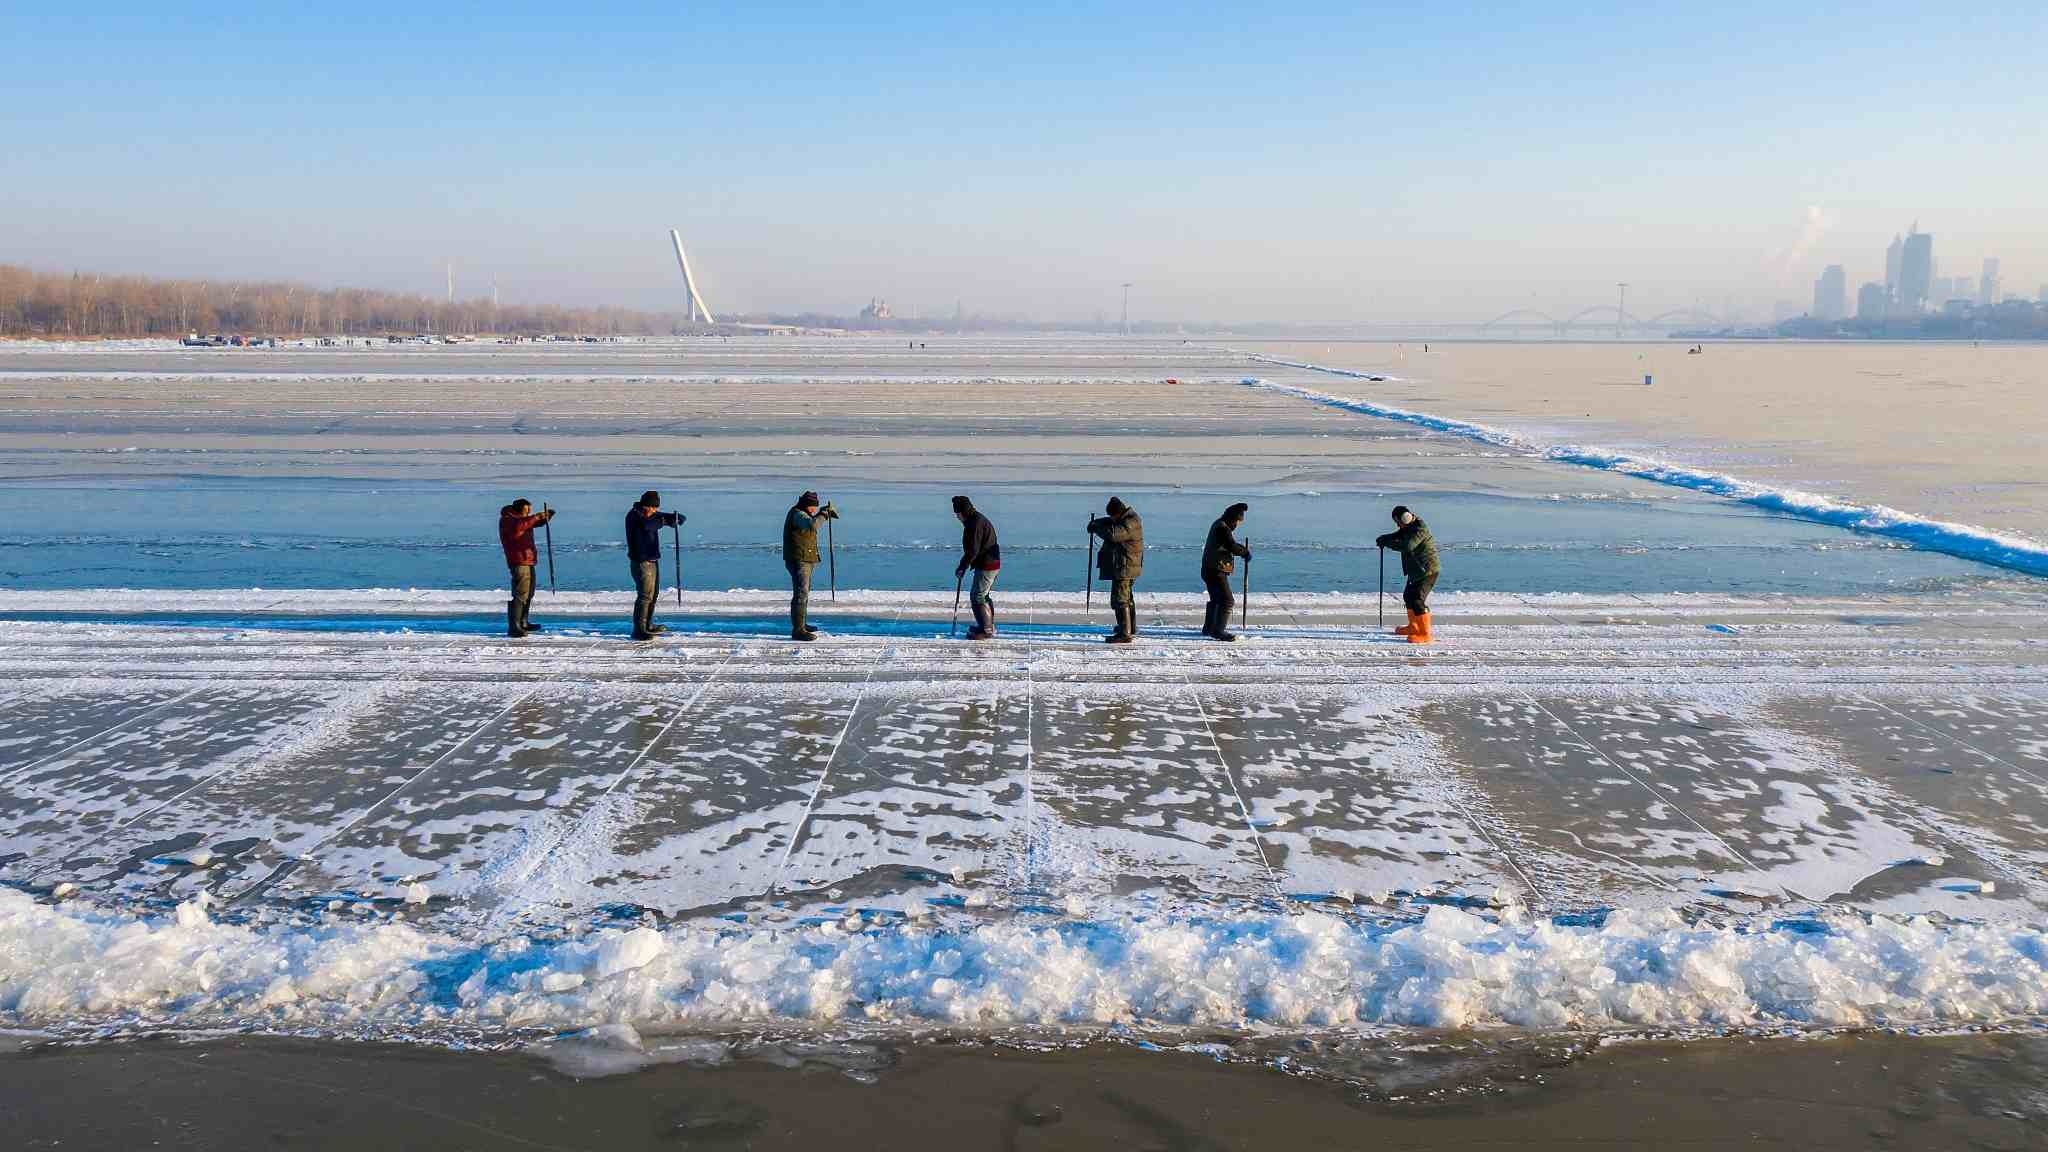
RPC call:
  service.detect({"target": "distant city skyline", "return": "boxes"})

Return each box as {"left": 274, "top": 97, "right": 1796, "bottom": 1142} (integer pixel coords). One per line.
{"left": 0, "top": 3, "right": 2043, "bottom": 325}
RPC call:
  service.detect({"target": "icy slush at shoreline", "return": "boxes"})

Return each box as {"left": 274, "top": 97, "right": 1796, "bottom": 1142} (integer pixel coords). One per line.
{"left": 6, "top": 888, "right": 2048, "bottom": 1045}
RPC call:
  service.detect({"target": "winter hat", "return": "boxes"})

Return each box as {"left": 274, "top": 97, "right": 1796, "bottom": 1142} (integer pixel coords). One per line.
{"left": 510, "top": 498, "right": 532, "bottom": 513}
{"left": 1224, "top": 502, "right": 1249, "bottom": 521}
{"left": 1106, "top": 497, "right": 1127, "bottom": 516}
{"left": 951, "top": 495, "right": 974, "bottom": 515}
{"left": 798, "top": 490, "right": 821, "bottom": 508}
{"left": 1391, "top": 504, "right": 1413, "bottom": 523}
{"left": 639, "top": 490, "right": 662, "bottom": 508}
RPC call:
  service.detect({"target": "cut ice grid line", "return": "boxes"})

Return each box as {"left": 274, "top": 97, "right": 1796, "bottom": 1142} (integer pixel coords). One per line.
{"left": 1857, "top": 693, "right": 2048, "bottom": 791}
{"left": 484, "top": 641, "right": 744, "bottom": 913}
{"left": 1179, "top": 676, "right": 1283, "bottom": 901}
{"left": 765, "top": 615, "right": 900, "bottom": 897}
{"left": 227, "top": 686, "right": 541, "bottom": 905}
{"left": 0, "top": 684, "right": 206, "bottom": 788}
{"left": 1514, "top": 690, "right": 1789, "bottom": 902}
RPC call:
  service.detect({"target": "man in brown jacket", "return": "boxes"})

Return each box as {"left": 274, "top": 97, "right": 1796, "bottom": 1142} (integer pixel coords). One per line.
{"left": 1087, "top": 497, "right": 1144, "bottom": 643}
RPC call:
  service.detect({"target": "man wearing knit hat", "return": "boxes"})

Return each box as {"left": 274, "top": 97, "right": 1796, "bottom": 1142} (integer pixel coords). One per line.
{"left": 625, "top": 490, "right": 684, "bottom": 641}
{"left": 782, "top": 490, "right": 838, "bottom": 641}
{"left": 1200, "top": 502, "right": 1251, "bottom": 642}
{"left": 1087, "top": 496, "right": 1145, "bottom": 643}
{"left": 1374, "top": 504, "right": 1440, "bottom": 644}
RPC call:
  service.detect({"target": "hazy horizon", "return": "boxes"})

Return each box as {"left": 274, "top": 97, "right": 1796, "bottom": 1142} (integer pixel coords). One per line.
{"left": 3, "top": 3, "right": 2043, "bottom": 325}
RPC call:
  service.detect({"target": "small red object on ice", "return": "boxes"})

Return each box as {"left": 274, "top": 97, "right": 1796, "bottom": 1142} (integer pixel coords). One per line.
{"left": 1165, "top": 377, "right": 1179, "bottom": 385}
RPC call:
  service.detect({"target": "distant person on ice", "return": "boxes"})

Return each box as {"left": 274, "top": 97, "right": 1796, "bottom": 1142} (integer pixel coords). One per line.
{"left": 951, "top": 495, "right": 1001, "bottom": 640}
{"left": 1375, "top": 505, "right": 1439, "bottom": 644}
{"left": 1088, "top": 497, "right": 1144, "bottom": 644}
{"left": 625, "top": 491, "right": 683, "bottom": 641}
{"left": 498, "top": 499, "right": 555, "bottom": 638}
{"left": 782, "top": 490, "right": 838, "bottom": 641}
{"left": 1201, "top": 502, "right": 1251, "bottom": 642}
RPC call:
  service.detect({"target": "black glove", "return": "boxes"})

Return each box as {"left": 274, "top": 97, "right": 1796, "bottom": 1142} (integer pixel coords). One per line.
{"left": 955, "top": 562, "right": 969, "bottom": 578}
{"left": 675, "top": 513, "right": 687, "bottom": 526}
{"left": 819, "top": 503, "right": 839, "bottom": 520}
{"left": 1242, "top": 546, "right": 1252, "bottom": 560}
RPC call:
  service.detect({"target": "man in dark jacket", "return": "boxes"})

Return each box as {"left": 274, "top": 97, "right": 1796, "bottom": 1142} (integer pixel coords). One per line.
{"left": 951, "top": 495, "right": 1001, "bottom": 640}
{"left": 625, "top": 490, "right": 684, "bottom": 641}
{"left": 1200, "top": 502, "right": 1251, "bottom": 642}
{"left": 1087, "top": 497, "right": 1144, "bottom": 644}
{"left": 499, "top": 499, "right": 556, "bottom": 638}
{"left": 782, "top": 490, "right": 838, "bottom": 641}
{"left": 1374, "top": 504, "right": 1440, "bottom": 644}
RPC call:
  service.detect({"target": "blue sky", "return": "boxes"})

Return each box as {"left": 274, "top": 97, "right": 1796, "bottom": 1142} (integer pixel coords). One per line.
{"left": 2, "top": 2, "right": 2042, "bottom": 322}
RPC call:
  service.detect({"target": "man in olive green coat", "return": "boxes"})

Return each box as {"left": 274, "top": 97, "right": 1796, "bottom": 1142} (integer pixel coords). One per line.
{"left": 1087, "top": 497, "right": 1144, "bottom": 644}
{"left": 782, "top": 490, "right": 838, "bottom": 641}
{"left": 1374, "top": 504, "right": 1440, "bottom": 644}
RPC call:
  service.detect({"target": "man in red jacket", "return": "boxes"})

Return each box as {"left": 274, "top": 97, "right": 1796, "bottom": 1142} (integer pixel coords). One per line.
{"left": 498, "top": 499, "right": 556, "bottom": 637}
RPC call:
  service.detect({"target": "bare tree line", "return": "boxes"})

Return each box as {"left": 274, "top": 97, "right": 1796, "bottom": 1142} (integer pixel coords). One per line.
{"left": 0, "top": 264, "right": 694, "bottom": 339}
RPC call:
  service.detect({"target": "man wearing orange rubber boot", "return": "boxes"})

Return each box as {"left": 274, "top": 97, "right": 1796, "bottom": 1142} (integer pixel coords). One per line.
{"left": 1375, "top": 505, "right": 1439, "bottom": 644}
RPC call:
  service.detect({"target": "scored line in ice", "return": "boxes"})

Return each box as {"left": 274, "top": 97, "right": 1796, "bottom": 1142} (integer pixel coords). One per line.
{"left": 1179, "top": 676, "right": 1283, "bottom": 901}
{"left": 766, "top": 627, "right": 897, "bottom": 897}
{"left": 228, "top": 686, "right": 541, "bottom": 905}
{"left": 1858, "top": 693, "right": 2048, "bottom": 791}
{"left": 1515, "top": 690, "right": 1791, "bottom": 902}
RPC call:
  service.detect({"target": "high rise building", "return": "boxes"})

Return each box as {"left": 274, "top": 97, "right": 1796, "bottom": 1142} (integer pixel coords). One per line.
{"left": 1899, "top": 228, "right": 1934, "bottom": 313}
{"left": 1980, "top": 258, "right": 2001, "bottom": 307}
{"left": 1856, "top": 282, "right": 1889, "bottom": 320}
{"left": 1812, "top": 264, "right": 1847, "bottom": 321}
{"left": 1885, "top": 234, "right": 1903, "bottom": 300}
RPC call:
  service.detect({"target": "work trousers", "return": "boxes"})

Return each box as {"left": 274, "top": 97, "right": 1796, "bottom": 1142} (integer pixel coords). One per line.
{"left": 1110, "top": 577, "right": 1137, "bottom": 637}
{"left": 788, "top": 561, "right": 814, "bottom": 632}
{"left": 632, "top": 560, "right": 660, "bottom": 634}
{"left": 1403, "top": 573, "right": 1437, "bottom": 616}
{"left": 1202, "top": 572, "right": 1234, "bottom": 634}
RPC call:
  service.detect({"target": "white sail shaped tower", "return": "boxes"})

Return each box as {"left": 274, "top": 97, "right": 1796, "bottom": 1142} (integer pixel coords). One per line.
{"left": 668, "top": 228, "right": 715, "bottom": 325}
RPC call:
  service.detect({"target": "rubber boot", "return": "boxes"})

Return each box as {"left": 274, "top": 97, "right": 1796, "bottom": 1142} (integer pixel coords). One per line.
{"left": 1106, "top": 602, "right": 1133, "bottom": 643}
{"left": 791, "top": 603, "right": 814, "bottom": 641}
{"left": 966, "top": 600, "right": 992, "bottom": 641}
{"left": 1395, "top": 609, "right": 1418, "bottom": 637}
{"left": 507, "top": 600, "right": 525, "bottom": 638}
{"left": 631, "top": 602, "right": 653, "bottom": 641}
{"left": 1200, "top": 601, "right": 1218, "bottom": 639}
{"left": 1407, "top": 612, "right": 1433, "bottom": 644}
{"left": 519, "top": 598, "right": 542, "bottom": 633}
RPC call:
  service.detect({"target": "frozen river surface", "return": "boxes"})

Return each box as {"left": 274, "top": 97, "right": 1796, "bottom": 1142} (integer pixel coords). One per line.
{"left": 2, "top": 337, "right": 2045, "bottom": 1069}
{"left": 0, "top": 336, "right": 2015, "bottom": 594}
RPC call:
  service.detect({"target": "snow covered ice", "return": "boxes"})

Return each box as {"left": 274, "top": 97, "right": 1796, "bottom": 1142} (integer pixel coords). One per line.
{"left": 0, "top": 588, "right": 2046, "bottom": 1048}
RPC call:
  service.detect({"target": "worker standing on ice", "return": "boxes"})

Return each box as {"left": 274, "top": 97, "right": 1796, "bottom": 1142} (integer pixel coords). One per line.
{"left": 952, "top": 495, "right": 1001, "bottom": 640}
{"left": 1088, "top": 497, "right": 1144, "bottom": 643}
{"left": 1201, "top": 502, "right": 1251, "bottom": 642}
{"left": 782, "top": 490, "right": 838, "bottom": 641}
{"left": 498, "top": 499, "right": 555, "bottom": 638}
{"left": 625, "top": 491, "right": 683, "bottom": 641}
{"left": 1375, "top": 505, "right": 1439, "bottom": 644}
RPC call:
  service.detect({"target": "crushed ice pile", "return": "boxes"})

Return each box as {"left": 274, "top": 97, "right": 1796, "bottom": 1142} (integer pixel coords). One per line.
{"left": 3, "top": 889, "right": 2047, "bottom": 1038}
